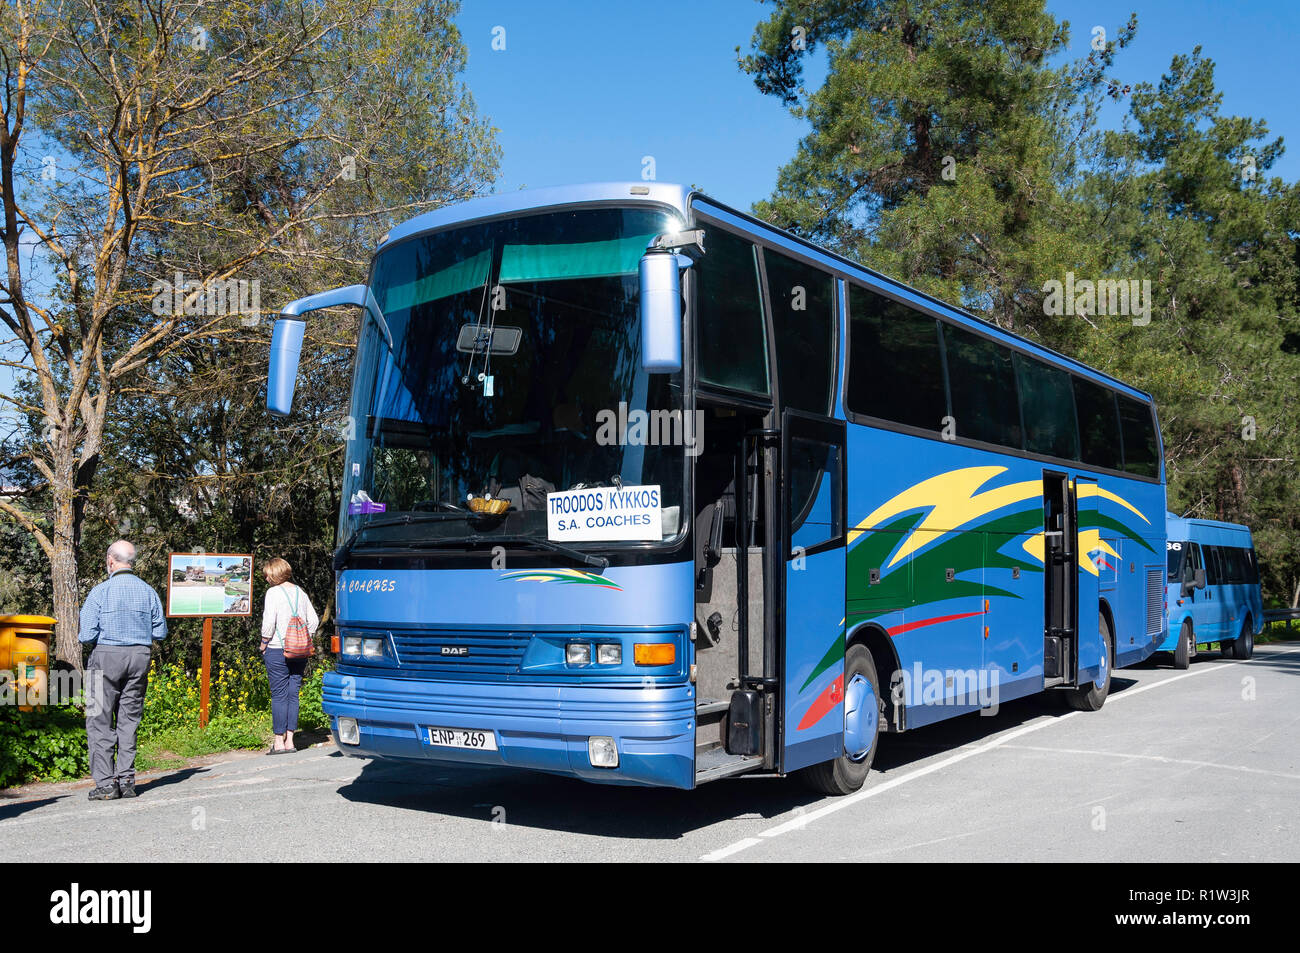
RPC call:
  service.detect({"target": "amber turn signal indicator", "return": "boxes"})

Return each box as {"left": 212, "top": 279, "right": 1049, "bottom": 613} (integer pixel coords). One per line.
{"left": 634, "top": 643, "right": 675, "bottom": 666}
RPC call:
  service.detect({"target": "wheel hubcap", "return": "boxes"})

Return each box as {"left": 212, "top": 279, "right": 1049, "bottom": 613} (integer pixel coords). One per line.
{"left": 844, "top": 673, "right": 878, "bottom": 762}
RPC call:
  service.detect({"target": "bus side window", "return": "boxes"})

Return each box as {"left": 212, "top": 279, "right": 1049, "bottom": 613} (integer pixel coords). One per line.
{"left": 763, "top": 248, "right": 835, "bottom": 415}
{"left": 1203, "top": 545, "right": 1222, "bottom": 585}
{"left": 1014, "top": 352, "right": 1079, "bottom": 460}
{"left": 845, "top": 284, "right": 946, "bottom": 432}
{"left": 1183, "top": 542, "right": 1202, "bottom": 586}
{"left": 1073, "top": 376, "right": 1122, "bottom": 471}
{"left": 696, "top": 228, "right": 769, "bottom": 395}
{"left": 1117, "top": 395, "right": 1160, "bottom": 477}
{"left": 941, "top": 324, "right": 1021, "bottom": 449}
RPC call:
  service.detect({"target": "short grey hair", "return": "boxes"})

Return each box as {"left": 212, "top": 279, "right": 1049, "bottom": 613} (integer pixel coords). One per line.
{"left": 107, "top": 540, "right": 137, "bottom": 566}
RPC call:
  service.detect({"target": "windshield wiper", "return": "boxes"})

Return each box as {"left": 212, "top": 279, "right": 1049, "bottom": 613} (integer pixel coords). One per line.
{"left": 334, "top": 511, "right": 472, "bottom": 570}
{"left": 349, "top": 532, "right": 609, "bottom": 572}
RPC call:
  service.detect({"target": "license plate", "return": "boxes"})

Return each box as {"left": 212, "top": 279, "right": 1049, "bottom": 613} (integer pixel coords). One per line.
{"left": 426, "top": 726, "right": 498, "bottom": 751}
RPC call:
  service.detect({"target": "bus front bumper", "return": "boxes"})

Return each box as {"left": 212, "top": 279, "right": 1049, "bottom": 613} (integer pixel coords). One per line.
{"left": 322, "top": 671, "right": 696, "bottom": 789}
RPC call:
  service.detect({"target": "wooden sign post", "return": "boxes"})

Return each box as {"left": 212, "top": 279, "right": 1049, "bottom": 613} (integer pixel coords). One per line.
{"left": 165, "top": 552, "right": 254, "bottom": 730}
{"left": 200, "top": 617, "right": 213, "bottom": 728}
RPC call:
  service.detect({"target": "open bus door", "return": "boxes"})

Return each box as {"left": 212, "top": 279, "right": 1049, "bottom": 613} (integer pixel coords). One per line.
{"left": 778, "top": 410, "right": 847, "bottom": 773}
{"left": 1042, "top": 472, "right": 1102, "bottom": 688}
{"left": 1042, "top": 472, "right": 1078, "bottom": 686}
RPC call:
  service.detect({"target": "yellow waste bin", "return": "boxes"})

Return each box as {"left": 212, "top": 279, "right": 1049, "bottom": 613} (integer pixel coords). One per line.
{"left": 0, "top": 615, "right": 56, "bottom": 710}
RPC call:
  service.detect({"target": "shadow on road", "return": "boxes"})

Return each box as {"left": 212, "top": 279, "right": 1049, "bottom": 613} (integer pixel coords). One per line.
{"left": 135, "top": 766, "right": 207, "bottom": 795}
{"left": 334, "top": 678, "right": 1141, "bottom": 839}
{"left": 0, "top": 796, "right": 63, "bottom": 821}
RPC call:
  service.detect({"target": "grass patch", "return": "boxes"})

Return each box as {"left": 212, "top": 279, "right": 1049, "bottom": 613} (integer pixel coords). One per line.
{"left": 137, "top": 710, "right": 272, "bottom": 771}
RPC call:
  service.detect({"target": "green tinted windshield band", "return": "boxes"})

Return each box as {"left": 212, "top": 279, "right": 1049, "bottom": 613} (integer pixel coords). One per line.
{"left": 377, "top": 248, "right": 492, "bottom": 313}
{"left": 498, "top": 234, "right": 654, "bottom": 284}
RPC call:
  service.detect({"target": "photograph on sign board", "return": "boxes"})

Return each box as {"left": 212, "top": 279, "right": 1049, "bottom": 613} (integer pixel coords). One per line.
{"left": 167, "top": 554, "right": 253, "bottom": 617}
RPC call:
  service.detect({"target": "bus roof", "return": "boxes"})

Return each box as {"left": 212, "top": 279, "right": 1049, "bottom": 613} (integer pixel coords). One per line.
{"left": 378, "top": 182, "right": 1155, "bottom": 404}
{"left": 1166, "top": 512, "right": 1254, "bottom": 541}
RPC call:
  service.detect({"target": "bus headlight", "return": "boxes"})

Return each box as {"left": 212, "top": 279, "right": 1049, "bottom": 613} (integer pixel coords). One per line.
{"left": 588, "top": 736, "right": 618, "bottom": 768}
{"left": 362, "top": 638, "right": 384, "bottom": 658}
{"left": 596, "top": 643, "right": 622, "bottom": 665}
{"left": 343, "top": 635, "right": 363, "bottom": 656}
{"left": 338, "top": 717, "right": 360, "bottom": 745}
{"left": 565, "top": 643, "right": 592, "bottom": 666}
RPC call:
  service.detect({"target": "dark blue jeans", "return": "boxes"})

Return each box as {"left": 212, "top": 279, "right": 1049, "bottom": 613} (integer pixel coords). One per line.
{"left": 263, "top": 648, "right": 308, "bottom": 735}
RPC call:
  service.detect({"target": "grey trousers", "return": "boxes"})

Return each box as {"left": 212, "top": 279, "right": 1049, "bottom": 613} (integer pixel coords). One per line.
{"left": 84, "top": 645, "right": 152, "bottom": 787}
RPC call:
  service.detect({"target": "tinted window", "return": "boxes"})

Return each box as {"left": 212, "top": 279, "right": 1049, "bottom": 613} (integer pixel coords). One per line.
{"left": 1073, "top": 377, "right": 1122, "bottom": 470}
{"left": 1015, "top": 354, "right": 1079, "bottom": 460}
{"left": 1118, "top": 395, "right": 1160, "bottom": 477}
{"left": 1166, "top": 541, "right": 1185, "bottom": 581}
{"left": 697, "top": 229, "right": 769, "bottom": 394}
{"left": 788, "top": 438, "right": 842, "bottom": 553}
{"left": 764, "top": 249, "right": 835, "bottom": 414}
{"left": 1224, "top": 547, "right": 1247, "bottom": 584}
{"left": 1203, "top": 545, "right": 1223, "bottom": 585}
{"left": 1244, "top": 548, "right": 1260, "bottom": 584}
{"left": 846, "top": 284, "right": 946, "bottom": 432}
{"left": 1182, "top": 542, "right": 1202, "bottom": 586}
{"left": 942, "top": 325, "right": 1022, "bottom": 448}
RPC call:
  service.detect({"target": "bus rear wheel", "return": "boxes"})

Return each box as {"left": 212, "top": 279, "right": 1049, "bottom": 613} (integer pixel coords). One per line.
{"left": 1173, "top": 620, "right": 1192, "bottom": 670}
{"left": 1065, "top": 614, "right": 1113, "bottom": 712}
{"left": 800, "top": 644, "right": 880, "bottom": 796}
{"left": 1230, "top": 621, "right": 1254, "bottom": 660}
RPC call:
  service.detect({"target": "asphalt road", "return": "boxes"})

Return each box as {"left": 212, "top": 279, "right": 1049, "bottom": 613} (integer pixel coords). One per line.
{"left": 5, "top": 642, "right": 1297, "bottom": 862}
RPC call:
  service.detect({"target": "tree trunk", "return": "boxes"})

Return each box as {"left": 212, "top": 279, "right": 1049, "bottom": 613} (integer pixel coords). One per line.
{"left": 50, "top": 526, "right": 83, "bottom": 672}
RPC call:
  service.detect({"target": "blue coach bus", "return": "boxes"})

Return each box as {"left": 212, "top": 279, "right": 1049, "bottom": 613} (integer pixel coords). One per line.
{"left": 1164, "top": 513, "right": 1261, "bottom": 667}
{"left": 266, "top": 183, "right": 1167, "bottom": 794}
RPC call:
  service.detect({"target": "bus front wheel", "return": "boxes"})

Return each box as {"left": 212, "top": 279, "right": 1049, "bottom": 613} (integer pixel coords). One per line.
{"left": 1065, "top": 614, "right": 1113, "bottom": 712}
{"left": 1230, "top": 621, "right": 1254, "bottom": 660}
{"left": 800, "top": 644, "right": 880, "bottom": 796}
{"left": 1173, "top": 620, "right": 1192, "bottom": 670}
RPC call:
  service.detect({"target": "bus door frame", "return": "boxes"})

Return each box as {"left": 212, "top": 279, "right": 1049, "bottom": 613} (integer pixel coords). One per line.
{"left": 777, "top": 409, "right": 847, "bottom": 774}
{"left": 1042, "top": 471, "right": 1079, "bottom": 686}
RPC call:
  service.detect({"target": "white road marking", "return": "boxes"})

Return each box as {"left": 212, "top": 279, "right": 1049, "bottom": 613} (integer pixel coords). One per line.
{"left": 700, "top": 644, "right": 1300, "bottom": 861}
{"left": 999, "top": 744, "right": 1300, "bottom": 781}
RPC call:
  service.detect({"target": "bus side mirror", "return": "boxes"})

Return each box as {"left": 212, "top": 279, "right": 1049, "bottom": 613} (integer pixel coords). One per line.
{"left": 267, "top": 284, "right": 372, "bottom": 416}
{"left": 268, "top": 317, "right": 306, "bottom": 417}
{"left": 639, "top": 248, "right": 682, "bottom": 373}
{"left": 1194, "top": 567, "right": 1207, "bottom": 590}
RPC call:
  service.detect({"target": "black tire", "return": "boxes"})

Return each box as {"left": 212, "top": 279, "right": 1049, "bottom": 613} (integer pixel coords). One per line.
{"left": 1065, "top": 613, "right": 1113, "bottom": 711}
{"left": 1231, "top": 620, "right": 1254, "bottom": 660}
{"left": 1173, "top": 620, "right": 1192, "bottom": 670}
{"left": 800, "top": 644, "right": 880, "bottom": 796}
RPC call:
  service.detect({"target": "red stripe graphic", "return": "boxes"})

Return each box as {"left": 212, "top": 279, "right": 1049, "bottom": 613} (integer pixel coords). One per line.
{"left": 797, "top": 674, "right": 843, "bottom": 731}
{"left": 886, "top": 610, "right": 985, "bottom": 637}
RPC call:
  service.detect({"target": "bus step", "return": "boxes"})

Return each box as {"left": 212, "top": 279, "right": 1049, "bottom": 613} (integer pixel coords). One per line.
{"left": 1043, "top": 676, "right": 1066, "bottom": 689}
{"left": 695, "top": 746, "right": 763, "bottom": 785}
{"left": 696, "top": 701, "right": 730, "bottom": 717}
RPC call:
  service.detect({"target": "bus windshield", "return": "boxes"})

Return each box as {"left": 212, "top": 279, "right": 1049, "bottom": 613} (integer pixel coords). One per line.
{"left": 338, "top": 206, "right": 686, "bottom": 553}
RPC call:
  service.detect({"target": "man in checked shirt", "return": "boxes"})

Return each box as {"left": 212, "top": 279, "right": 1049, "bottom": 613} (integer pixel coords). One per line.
{"left": 79, "top": 540, "right": 167, "bottom": 800}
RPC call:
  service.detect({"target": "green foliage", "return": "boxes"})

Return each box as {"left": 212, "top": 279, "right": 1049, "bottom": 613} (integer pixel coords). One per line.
{"left": 0, "top": 705, "right": 91, "bottom": 789}
{"left": 298, "top": 660, "right": 334, "bottom": 733}
{"left": 139, "top": 657, "right": 272, "bottom": 739}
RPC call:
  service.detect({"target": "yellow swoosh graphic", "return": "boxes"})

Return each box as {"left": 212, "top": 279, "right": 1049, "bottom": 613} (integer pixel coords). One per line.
{"left": 1076, "top": 482, "right": 1150, "bottom": 524}
{"left": 1022, "top": 529, "right": 1121, "bottom": 577}
{"left": 848, "top": 466, "right": 1041, "bottom": 567}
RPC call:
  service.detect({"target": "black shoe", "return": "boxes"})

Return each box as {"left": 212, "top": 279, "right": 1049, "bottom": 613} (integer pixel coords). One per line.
{"left": 118, "top": 782, "right": 138, "bottom": 798}
{"left": 88, "top": 784, "right": 120, "bottom": 801}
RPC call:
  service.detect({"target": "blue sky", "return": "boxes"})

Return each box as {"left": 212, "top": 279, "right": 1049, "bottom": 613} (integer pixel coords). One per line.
{"left": 455, "top": 0, "right": 1299, "bottom": 208}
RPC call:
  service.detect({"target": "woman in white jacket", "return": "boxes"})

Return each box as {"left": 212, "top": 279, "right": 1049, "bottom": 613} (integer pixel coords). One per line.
{"left": 260, "top": 557, "right": 319, "bottom": 753}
